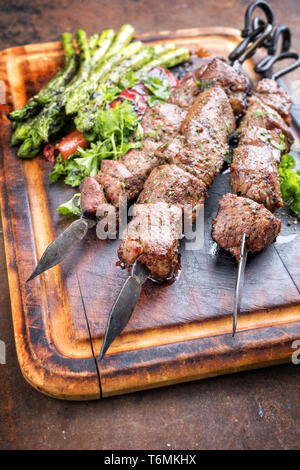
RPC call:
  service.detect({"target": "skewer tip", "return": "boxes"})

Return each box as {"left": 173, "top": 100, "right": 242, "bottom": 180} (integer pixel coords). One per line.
{"left": 26, "top": 270, "right": 38, "bottom": 282}
{"left": 98, "top": 347, "right": 106, "bottom": 362}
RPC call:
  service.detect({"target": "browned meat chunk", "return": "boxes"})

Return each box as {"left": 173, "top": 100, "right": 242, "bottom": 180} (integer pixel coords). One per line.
{"left": 231, "top": 138, "right": 282, "bottom": 212}
{"left": 98, "top": 168, "right": 143, "bottom": 209}
{"left": 141, "top": 102, "right": 187, "bottom": 140}
{"left": 182, "top": 86, "right": 235, "bottom": 139}
{"left": 198, "top": 58, "right": 250, "bottom": 114}
{"left": 212, "top": 194, "right": 282, "bottom": 260}
{"left": 137, "top": 164, "right": 207, "bottom": 222}
{"left": 238, "top": 125, "right": 291, "bottom": 152}
{"left": 253, "top": 78, "right": 292, "bottom": 123}
{"left": 118, "top": 202, "right": 182, "bottom": 280}
{"left": 159, "top": 87, "right": 235, "bottom": 186}
{"left": 169, "top": 63, "right": 208, "bottom": 108}
{"left": 240, "top": 96, "right": 294, "bottom": 146}
{"left": 119, "top": 139, "right": 163, "bottom": 181}
{"left": 80, "top": 177, "right": 108, "bottom": 216}
{"left": 119, "top": 87, "right": 235, "bottom": 279}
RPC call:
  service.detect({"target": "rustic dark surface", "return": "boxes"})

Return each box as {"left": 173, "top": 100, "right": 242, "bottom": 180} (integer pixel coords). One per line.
{"left": 0, "top": 0, "right": 299, "bottom": 450}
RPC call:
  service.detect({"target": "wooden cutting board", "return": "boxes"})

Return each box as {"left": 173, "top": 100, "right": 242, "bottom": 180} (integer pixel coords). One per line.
{"left": 0, "top": 27, "right": 299, "bottom": 400}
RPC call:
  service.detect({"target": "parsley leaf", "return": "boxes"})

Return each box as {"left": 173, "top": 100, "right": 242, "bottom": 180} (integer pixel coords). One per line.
{"left": 278, "top": 153, "right": 300, "bottom": 218}
{"left": 142, "top": 75, "right": 171, "bottom": 107}
{"left": 50, "top": 101, "right": 141, "bottom": 188}
{"left": 57, "top": 193, "right": 82, "bottom": 216}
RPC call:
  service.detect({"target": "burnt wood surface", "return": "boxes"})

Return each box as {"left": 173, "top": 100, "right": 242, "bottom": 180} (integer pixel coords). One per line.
{"left": 0, "top": 0, "right": 300, "bottom": 450}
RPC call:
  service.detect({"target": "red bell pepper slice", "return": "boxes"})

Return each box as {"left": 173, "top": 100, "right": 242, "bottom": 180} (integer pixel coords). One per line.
{"left": 56, "top": 130, "right": 89, "bottom": 161}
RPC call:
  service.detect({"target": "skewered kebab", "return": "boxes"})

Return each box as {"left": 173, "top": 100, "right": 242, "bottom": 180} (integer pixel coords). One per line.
{"left": 27, "top": 64, "right": 203, "bottom": 280}
{"left": 100, "top": 53, "right": 264, "bottom": 358}
{"left": 27, "top": 5, "right": 273, "bottom": 280}
{"left": 101, "top": 11, "right": 299, "bottom": 357}
{"left": 28, "top": 55, "right": 253, "bottom": 282}
{"left": 212, "top": 40, "right": 300, "bottom": 334}
{"left": 118, "top": 84, "right": 238, "bottom": 280}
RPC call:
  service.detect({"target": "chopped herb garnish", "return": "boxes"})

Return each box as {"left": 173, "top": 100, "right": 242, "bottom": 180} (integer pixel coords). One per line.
{"left": 259, "top": 131, "right": 286, "bottom": 151}
{"left": 50, "top": 100, "right": 141, "bottom": 188}
{"left": 142, "top": 75, "right": 171, "bottom": 107}
{"left": 198, "top": 141, "right": 204, "bottom": 151}
{"left": 224, "top": 150, "right": 232, "bottom": 164}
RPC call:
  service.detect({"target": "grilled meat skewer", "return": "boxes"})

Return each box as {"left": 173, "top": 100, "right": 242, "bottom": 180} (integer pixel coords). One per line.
{"left": 99, "top": 18, "right": 280, "bottom": 359}
{"left": 118, "top": 60, "right": 248, "bottom": 280}
{"left": 212, "top": 194, "right": 282, "bottom": 260}
{"left": 212, "top": 76, "right": 294, "bottom": 336}
{"left": 27, "top": 57, "right": 251, "bottom": 282}
{"left": 213, "top": 77, "right": 293, "bottom": 261}
{"left": 82, "top": 58, "right": 248, "bottom": 216}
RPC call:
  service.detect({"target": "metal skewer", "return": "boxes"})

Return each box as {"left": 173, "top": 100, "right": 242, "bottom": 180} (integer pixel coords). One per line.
{"left": 233, "top": 233, "right": 248, "bottom": 336}
{"left": 27, "top": 2, "right": 275, "bottom": 285}
{"left": 27, "top": 216, "right": 95, "bottom": 282}
{"left": 99, "top": 257, "right": 149, "bottom": 360}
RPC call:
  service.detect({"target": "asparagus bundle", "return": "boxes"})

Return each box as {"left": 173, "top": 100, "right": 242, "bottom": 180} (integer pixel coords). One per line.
{"left": 9, "top": 32, "right": 78, "bottom": 122}
{"left": 74, "top": 44, "right": 189, "bottom": 133}
{"left": 9, "top": 24, "right": 189, "bottom": 159}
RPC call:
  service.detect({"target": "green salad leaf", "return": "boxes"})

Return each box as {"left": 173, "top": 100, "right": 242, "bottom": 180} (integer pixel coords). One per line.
{"left": 50, "top": 100, "right": 141, "bottom": 188}
{"left": 119, "top": 71, "right": 139, "bottom": 90}
{"left": 278, "top": 153, "right": 300, "bottom": 218}
{"left": 142, "top": 75, "right": 171, "bottom": 107}
{"left": 57, "top": 193, "right": 82, "bottom": 216}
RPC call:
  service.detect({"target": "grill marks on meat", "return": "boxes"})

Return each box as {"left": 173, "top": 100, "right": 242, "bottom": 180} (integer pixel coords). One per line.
{"left": 169, "top": 63, "right": 208, "bottom": 108}
{"left": 119, "top": 86, "right": 238, "bottom": 280}
{"left": 239, "top": 96, "right": 294, "bottom": 146}
{"left": 80, "top": 176, "right": 109, "bottom": 215}
{"left": 159, "top": 87, "right": 235, "bottom": 186}
{"left": 97, "top": 160, "right": 144, "bottom": 209}
{"left": 119, "top": 139, "right": 163, "bottom": 181}
{"left": 141, "top": 102, "right": 187, "bottom": 141}
{"left": 137, "top": 164, "right": 207, "bottom": 223}
{"left": 212, "top": 194, "right": 281, "bottom": 260}
{"left": 118, "top": 202, "right": 182, "bottom": 281}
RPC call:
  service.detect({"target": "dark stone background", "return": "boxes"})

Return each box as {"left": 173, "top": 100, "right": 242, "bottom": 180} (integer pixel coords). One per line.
{"left": 0, "top": 0, "right": 299, "bottom": 450}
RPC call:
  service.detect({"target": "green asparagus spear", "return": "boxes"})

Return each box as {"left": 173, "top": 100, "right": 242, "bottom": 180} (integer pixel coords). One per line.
{"left": 74, "top": 45, "right": 188, "bottom": 133}
{"left": 9, "top": 33, "right": 77, "bottom": 121}
{"left": 105, "top": 24, "right": 134, "bottom": 58}
{"left": 32, "top": 29, "right": 90, "bottom": 142}
{"left": 29, "top": 28, "right": 136, "bottom": 147}
{"left": 10, "top": 118, "right": 35, "bottom": 145}
{"left": 148, "top": 47, "right": 190, "bottom": 69}
{"left": 90, "top": 29, "right": 116, "bottom": 67}
{"left": 64, "top": 29, "right": 91, "bottom": 94}
{"left": 75, "top": 46, "right": 156, "bottom": 132}
{"left": 65, "top": 40, "right": 143, "bottom": 115}
{"left": 17, "top": 138, "right": 41, "bottom": 158}
{"left": 88, "top": 34, "right": 100, "bottom": 52}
